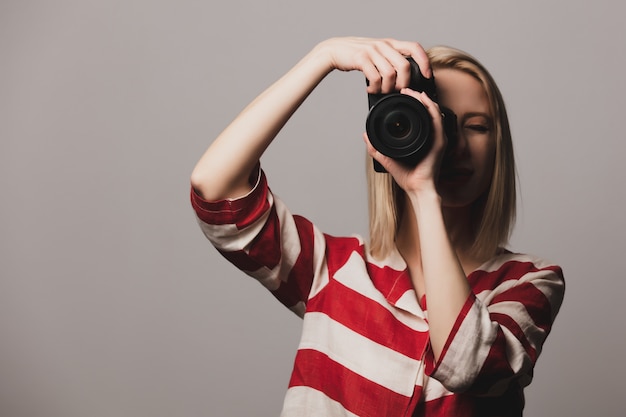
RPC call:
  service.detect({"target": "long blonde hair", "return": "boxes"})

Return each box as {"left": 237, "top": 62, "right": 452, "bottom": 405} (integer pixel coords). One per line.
{"left": 367, "top": 46, "right": 516, "bottom": 260}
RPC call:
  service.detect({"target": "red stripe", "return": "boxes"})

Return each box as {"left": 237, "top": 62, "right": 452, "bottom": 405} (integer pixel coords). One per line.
{"left": 325, "top": 235, "right": 363, "bottom": 278}
{"left": 469, "top": 261, "right": 562, "bottom": 296}
{"left": 490, "top": 281, "right": 554, "bottom": 333}
{"left": 270, "top": 215, "right": 316, "bottom": 308}
{"left": 246, "top": 203, "right": 281, "bottom": 269}
{"left": 490, "top": 312, "right": 538, "bottom": 363}
{"left": 307, "top": 279, "right": 429, "bottom": 361}
{"left": 216, "top": 203, "right": 283, "bottom": 273}
{"left": 367, "top": 263, "right": 414, "bottom": 305}
{"left": 469, "top": 330, "right": 516, "bottom": 395}
{"left": 218, "top": 248, "right": 265, "bottom": 272}
{"left": 289, "top": 349, "right": 419, "bottom": 417}
{"left": 414, "top": 392, "right": 474, "bottom": 416}
{"left": 416, "top": 387, "right": 524, "bottom": 416}
{"left": 190, "top": 170, "right": 270, "bottom": 228}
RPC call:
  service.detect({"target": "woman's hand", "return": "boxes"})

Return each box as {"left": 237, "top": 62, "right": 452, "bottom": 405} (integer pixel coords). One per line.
{"left": 314, "top": 37, "right": 432, "bottom": 94}
{"left": 315, "top": 37, "right": 448, "bottom": 195}
{"left": 364, "top": 89, "right": 447, "bottom": 196}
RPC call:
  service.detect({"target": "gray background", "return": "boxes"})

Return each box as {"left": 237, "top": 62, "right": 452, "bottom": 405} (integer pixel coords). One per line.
{"left": 1, "top": 0, "right": 624, "bottom": 416}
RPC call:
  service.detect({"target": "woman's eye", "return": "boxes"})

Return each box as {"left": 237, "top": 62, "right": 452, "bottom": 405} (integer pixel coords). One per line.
{"left": 465, "top": 125, "right": 490, "bottom": 133}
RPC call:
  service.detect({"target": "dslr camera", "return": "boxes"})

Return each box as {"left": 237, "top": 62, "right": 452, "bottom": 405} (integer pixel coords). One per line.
{"left": 366, "top": 57, "right": 457, "bottom": 172}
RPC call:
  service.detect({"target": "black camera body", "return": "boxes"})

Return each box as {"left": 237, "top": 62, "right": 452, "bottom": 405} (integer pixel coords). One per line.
{"left": 366, "top": 57, "right": 457, "bottom": 172}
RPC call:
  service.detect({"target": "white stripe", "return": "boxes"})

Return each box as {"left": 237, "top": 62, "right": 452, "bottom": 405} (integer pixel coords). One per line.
{"left": 364, "top": 243, "right": 407, "bottom": 270}
{"left": 433, "top": 298, "right": 496, "bottom": 392}
{"left": 273, "top": 197, "right": 302, "bottom": 277}
{"left": 299, "top": 312, "right": 420, "bottom": 396}
{"left": 252, "top": 265, "right": 281, "bottom": 291}
{"left": 281, "top": 386, "right": 359, "bottom": 417}
{"left": 308, "top": 226, "right": 330, "bottom": 300}
{"left": 475, "top": 278, "right": 517, "bottom": 303}
{"left": 333, "top": 252, "right": 429, "bottom": 331}
{"left": 197, "top": 215, "right": 262, "bottom": 251}
{"left": 500, "top": 325, "right": 533, "bottom": 374}
{"left": 422, "top": 375, "right": 453, "bottom": 402}
{"left": 394, "top": 291, "right": 428, "bottom": 321}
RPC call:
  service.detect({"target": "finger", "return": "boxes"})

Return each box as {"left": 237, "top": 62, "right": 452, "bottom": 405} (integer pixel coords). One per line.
{"left": 416, "top": 92, "right": 442, "bottom": 126}
{"left": 387, "top": 39, "right": 432, "bottom": 79}
{"left": 369, "top": 54, "right": 397, "bottom": 94}
{"left": 399, "top": 87, "right": 422, "bottom": 101}
{"left": 370, "top": 40, "right": 412, "bottom": 91}
{"left": 361, "top": 59, "right": 383, "bottom": 93}
{"left": 362, "top": 40, "right": 405, "bottom": 94}
{"left": 416, "top": 92, "right": 447, "bottom": 150}
{"left": 387, "top": 54, "right": 412, "bottom": 91}
{"left": 399, "top": 89, "right": 446, "bottom": 148}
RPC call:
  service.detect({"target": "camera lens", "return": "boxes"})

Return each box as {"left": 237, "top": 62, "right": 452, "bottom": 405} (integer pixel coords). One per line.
{"left": 366, "top": 94, "right": 432, "bottom": 166}
{"left": 384, "top": 110, "right": 412, "bottom": 141}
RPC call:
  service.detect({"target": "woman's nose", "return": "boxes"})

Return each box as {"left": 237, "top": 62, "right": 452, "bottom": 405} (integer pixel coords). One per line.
{"left": 444, "top": 124, "right": 468, "bottom": 158}
{"left": 441, "top": 108, "right": 464, "bottom": 156}
{"left": 451, "top": 127, "right": 469, "bottom": 156}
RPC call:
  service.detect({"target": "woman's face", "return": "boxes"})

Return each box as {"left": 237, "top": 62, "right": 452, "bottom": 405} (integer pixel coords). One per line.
{"left": 434, "top": 68, "right": 496, "bottom": 208}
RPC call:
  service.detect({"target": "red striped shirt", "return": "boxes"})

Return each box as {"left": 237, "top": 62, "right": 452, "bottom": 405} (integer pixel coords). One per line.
{"left": 191, "top": 169, "right": 565, "bottom": 417}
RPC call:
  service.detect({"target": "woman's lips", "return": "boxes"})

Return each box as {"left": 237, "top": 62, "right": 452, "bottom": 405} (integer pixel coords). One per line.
{"left": 440, "top": 168, "right": 473, "bottom": 182}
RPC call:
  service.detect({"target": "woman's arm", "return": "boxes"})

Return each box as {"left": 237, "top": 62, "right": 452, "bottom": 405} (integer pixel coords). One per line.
{"left": 365, "top": 90, "right": 470, "bottom": 363}
{"left": 190, "top": 45, "right": 330, "bottom": 200}
{"left": 410, "top": 188, "right": 471, "bottom": 362}
{"left": 191, "top": 37, "right": 432, "bottom": 201}
{"left": 426, "top": 259, "right": 565, "bottom": 394}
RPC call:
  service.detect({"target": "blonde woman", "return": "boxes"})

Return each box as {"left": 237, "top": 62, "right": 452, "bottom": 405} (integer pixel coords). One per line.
{"left": 190, "top": 37, "right": 564, "bottom": 417}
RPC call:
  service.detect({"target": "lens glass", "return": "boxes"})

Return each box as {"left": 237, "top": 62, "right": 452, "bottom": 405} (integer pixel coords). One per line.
{"left": 384, "top": 110, "right": 412, "bottom": 140}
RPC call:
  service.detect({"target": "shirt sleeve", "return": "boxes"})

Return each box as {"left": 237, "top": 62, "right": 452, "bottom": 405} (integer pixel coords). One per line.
{"left": 190, "top": 168, "right": 327, "bottom": 317}
{"left": 425, "top": 257, "right": 565, "bottom": 396}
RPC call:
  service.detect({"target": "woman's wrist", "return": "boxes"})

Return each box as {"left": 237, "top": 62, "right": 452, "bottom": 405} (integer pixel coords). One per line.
{"left": 306, "top": 39, "right": 340, "bottom": 75}
{"left": 407, "top": 186, "right": 442, "bottom": 214}
{"left": 407, "top": 182, "right": 440, "bottom": 202}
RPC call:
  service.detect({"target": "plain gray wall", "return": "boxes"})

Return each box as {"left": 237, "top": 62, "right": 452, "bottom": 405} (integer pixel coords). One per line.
{"left": 1, "top": 0, "right": 624, "bottom": 416}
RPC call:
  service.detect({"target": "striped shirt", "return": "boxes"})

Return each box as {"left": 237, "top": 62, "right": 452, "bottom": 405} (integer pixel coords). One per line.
{"left": 191, "top": 169, "right": 565, "bottom": 417}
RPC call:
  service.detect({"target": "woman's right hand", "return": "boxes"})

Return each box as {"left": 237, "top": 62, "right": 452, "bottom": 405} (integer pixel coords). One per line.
{"left": 314, "top": 37, "right": 433, "bottom": 94}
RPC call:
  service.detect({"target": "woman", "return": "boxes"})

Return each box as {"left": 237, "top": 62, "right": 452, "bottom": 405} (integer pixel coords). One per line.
{"left": 190, "top": 37, "right": 565, "bottom": 417}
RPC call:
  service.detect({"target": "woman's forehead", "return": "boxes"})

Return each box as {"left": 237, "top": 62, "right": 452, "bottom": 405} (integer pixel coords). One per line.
{"left": 435, "top": 68, "right": 490, "bottom": 114}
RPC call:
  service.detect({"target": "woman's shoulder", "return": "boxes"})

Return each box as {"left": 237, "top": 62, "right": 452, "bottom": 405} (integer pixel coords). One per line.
{"left": 480, "top": 249, "right": 561, "bottom": 270}
{"left": 470, "top": 249, "right": 565, "bottom": 316}
{"left": 471, "top": 249, "right": 564, "bottom": 287}
{"left": 323, "top": 233, "right": 367, "bottom": 261}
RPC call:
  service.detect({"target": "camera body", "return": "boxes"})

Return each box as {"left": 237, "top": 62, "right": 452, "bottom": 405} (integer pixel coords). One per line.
{"left": 366, "top": 57, "right": 457, "bottom": 172}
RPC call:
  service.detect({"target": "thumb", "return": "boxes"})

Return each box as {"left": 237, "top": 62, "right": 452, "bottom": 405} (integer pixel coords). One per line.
{"left": 363, "top": 133, "right": 400, "bottom": 175}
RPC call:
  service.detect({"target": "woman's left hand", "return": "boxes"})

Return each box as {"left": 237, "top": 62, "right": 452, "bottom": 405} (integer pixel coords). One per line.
{"left": 364, "top": 89, "right": 447, "bottom": 196}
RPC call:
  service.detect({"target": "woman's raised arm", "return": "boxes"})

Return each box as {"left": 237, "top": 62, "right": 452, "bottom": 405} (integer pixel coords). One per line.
{"left": 190, "top": 37, "right": 432, "bottom": 201}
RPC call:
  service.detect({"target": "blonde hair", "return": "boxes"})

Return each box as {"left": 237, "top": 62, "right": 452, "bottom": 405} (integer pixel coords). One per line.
{"left": 367, "top": 46, "right": 516, "bottom": 260}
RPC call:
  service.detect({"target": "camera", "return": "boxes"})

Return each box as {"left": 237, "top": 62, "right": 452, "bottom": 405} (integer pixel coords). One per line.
{"left": 365, "top": 57, "right": 457, "bottom": 172}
